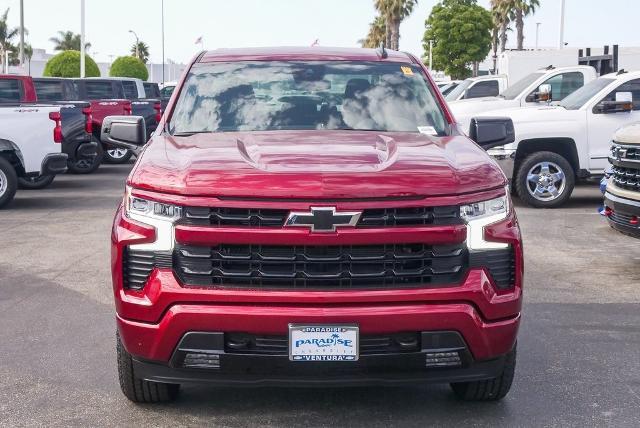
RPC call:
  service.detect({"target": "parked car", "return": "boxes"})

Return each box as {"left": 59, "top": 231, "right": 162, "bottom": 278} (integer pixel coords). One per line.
{"left": 103, "top": 46, "right": 523, "bottom": 403}
{"left": 439, "top": 80, "right": 461, "bottom": 96}
{"left": 0, "top": 103, "right": 68, "bottom": 207}
{"left": 74, "top": 78, "right": 161, "bottom": 164}
{"left": 445, "top": 75, "right": 508, "bottom": 102}
{"left": 603, "top": 123, "right": 640, "bottom": 238}
{"left": 159, "top": 81, "right": 177, "bottom": 99}
{"left": 450, "top": 65, "right": 598, "bottom": 131}
{"left": 473, "top": 69, "right": 640, "bottom": 208}
{"left": 1, "top": 75, "right": 97, "bottom": 182}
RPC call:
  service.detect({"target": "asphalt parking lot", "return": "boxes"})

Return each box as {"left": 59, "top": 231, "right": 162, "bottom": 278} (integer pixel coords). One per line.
{"left": 1, "top": 163, "right": 639, "bottom": 427}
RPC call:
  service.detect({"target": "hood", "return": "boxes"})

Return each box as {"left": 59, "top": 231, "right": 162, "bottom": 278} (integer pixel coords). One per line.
{"left": 129, "top": 130, "right": 505, "bottom": 199}
{"left": 477, "top": 105, "right": 578, "bottom": 123}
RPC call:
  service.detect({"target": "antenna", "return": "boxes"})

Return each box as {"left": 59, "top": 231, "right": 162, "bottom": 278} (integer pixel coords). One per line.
{"left": 378, "top": 42, "right": 388, "bottom": 59}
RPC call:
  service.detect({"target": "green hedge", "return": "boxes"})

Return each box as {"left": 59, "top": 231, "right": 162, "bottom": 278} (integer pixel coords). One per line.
{"left": 43, "top": 50, "right": 100, "bottom": 78}
{"left": 109, "top": 56, "right": 149, "bottom": 81}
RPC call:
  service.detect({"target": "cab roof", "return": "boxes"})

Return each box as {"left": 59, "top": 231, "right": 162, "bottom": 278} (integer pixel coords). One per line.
{"left": 198, "top": 46, "right": 414, "bottom": 63}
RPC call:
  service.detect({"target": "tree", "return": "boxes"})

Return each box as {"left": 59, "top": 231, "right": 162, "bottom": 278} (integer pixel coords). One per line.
{"left": 491, "top": 0, "right": 511, "bottom": 54}
{"left": 360, "top": 16, "right": 387, "bottom": 48}
{"left": 43, "top": 50, "right": 100, "bottom": 77}
{"left": 130, "top": 41, "right": 150, "bottom": 63}
{"left": 49, "top": 31, "right": 91, "bottom": 51}
{"left": 374, "top": 0, "right": 418, "bottom": 50}
{"left": 496, "top": 0, "right": 539, "bottom": 50}
{"left": 0, "top": 8, "right": 20, "bottom": 67}
{"left": 109, "top": 56, "right": 148, "bottom": 81}
{"left": 423, "top": 0, "right": 493, "bottom": 79}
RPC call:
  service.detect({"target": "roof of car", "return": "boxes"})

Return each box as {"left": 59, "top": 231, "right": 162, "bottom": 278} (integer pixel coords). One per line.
{"left": 199, "top": 46, "right": 414, "bottom": 63}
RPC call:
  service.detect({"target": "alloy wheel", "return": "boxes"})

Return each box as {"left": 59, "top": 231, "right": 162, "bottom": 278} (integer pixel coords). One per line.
{"left": 108, "top": 148, "right": 129, "bottom": 159}
{"left": 526, "top": 161, "right": 566, "bottom": 202}
{"left": 0, "top": 169, "right": 7, "bottom": 196}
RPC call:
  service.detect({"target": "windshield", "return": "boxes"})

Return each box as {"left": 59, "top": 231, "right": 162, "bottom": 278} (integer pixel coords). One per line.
{"left": 445, "top": 79, "right": 472, "bottom": 101}
{"left": 500, "top": 72, "right": 545, "bottom": 100}
{"left": 559, "top": 78, "right": 614, "bottom": 110}
{"left": 441, "top": 82, "right": 459, "bottom": 96}
{"left": 170, "top": 61, "right": 448, "bottom": 135}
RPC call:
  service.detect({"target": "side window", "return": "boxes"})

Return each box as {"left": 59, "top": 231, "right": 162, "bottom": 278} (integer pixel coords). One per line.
{"left": 34, "top": 81, "right": 65, "bottom": 102}
{"left": 85, "top": 81, "right": 115, "bottom": 99}
{"left": 122, "top": 81, "right": 139, "bottom": 99}
{"left": 465, "top": 80, "right": 499, "bottom": 99}
{"left": 0, "top": 79, "right": 22, "bottom": 102}
{"left": 538, "top": 72, "right": 584, "bottom": 101}
{"left": 598, "top": 79, "right": 640, "bottom": 111}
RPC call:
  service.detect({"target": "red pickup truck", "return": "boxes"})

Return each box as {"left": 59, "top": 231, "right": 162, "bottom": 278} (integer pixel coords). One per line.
{"left": 103, "top": 47, "right": 523, "bottom": 403}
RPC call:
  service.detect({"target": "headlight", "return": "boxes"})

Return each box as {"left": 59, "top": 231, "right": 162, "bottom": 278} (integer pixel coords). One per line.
{"left": 123, "top": 186, "right": 181, "bottom": 251}
{"left": 460, "top": 192, "right": 510, "bottom": 251}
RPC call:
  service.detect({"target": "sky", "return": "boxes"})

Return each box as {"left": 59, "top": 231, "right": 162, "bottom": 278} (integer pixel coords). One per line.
{"left": 2, "top": 0, "right": 640, "bottom": 65}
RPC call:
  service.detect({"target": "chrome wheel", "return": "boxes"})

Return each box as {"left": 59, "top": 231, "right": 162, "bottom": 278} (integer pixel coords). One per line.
{"left": 107, "top": 148, "right": 129, "bottom": 159}
{"left": 0, "top": 169, "right": 7, "bottom": 196}
{"left": 526, "top": 161, "right": 566, "bottom": 202}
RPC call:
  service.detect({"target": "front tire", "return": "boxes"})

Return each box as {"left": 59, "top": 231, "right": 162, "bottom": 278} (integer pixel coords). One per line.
{"left": 0, "top": 157, "right": 18, "bottom": 208}
{"left": 515, "top": 151, "right": 575, "bottom": 208}
{"left": 116, "top": 332, "right": 179, "bottom": 403}
{"left": 450, "top": 345, "right": 517, "bottom": 401}
{"left": 18, "top": 174, "right": 55, "bottom": 190}
{"left": 103, "top": 146, "right": 132, "bottom": 164}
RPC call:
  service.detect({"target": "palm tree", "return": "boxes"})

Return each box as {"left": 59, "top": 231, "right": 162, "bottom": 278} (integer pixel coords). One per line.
{"left": 49, "top": 30, "right": 91, "bottom": 51}
{"left": 0, "top": 8, "right": 19, "bottom": 68}
{"left": 497, "top": 0, "right": 539, "bottom": 50}
{"left": 374, "top": 0, "right": 418, "bottom": 50}
{"left": 492, "top": 0, "right": 511, "bottom": 53}
{"left": 360, "top": 16, "right": 387, "bottom": 48}
{"left": 130, "top": 41, "right": 150, "bottom": 63}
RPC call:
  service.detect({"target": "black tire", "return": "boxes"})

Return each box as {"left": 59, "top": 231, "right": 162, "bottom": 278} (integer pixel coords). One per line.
{"left": 0, "top": 157, "right": 18, "bottom": 209}
{"left": 67, "top": 139, "right": 104, "bottom": 174}
{"left": 103, "top": 146, "right": 133, "bottom": 164}
{"left": 116, "top": 332, "right": 179, "bottom": 403}
{"left": 451, "top": 345, "right": 516, "bottom": 401}
{"left": 515, "top": 151, "right": 575, "bottom": 208}
{"left": 18, "top": 174, "right": 55, "bottom": 190}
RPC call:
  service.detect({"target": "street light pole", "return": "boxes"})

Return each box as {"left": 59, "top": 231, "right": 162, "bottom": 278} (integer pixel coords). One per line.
{"left": 428, "top": 40, "right": 433, "bottom": 70}
{"left": 19, "top": 0, "right": 24, "bottom": 67}
{"left": 129, "top": 30, "right": 140, "bottom": 59}
{"left": 535, "top": 22, "right": 541, "bottom": 50}
{"left": 161, "top": 0, "right": 165, "bottom": 84}
{"left": 558, "top": 0, "right": 565, "bottom": 49}
{"left": 80, "top": 0, "right": 86, "bottom": 77}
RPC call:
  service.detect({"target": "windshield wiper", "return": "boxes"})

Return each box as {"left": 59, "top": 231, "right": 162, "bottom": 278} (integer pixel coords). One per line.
{"left": 171, "top": 131, "right": 213, "bottom": 137}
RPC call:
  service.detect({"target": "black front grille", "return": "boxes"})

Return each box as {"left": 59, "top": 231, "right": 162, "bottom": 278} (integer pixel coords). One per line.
{"left": 174, "top": 243, "right": 467, "bottom": 289}
{"left": 469, "top": 248, "right": 516, "bottom": 290}
{"left": 225, "top": 332, "right": 420, "bottom": 355}
{"left": 122, "top": 248, "right": 172, "bottom": 290}
{"left": 611, "top": 143, "right": 640, "bottom": 161}
{"left": 612, "top": 165, "right": 640, "bottom": 190}
{"left": 180, "top": 206, "right": 461, "bottom": 228}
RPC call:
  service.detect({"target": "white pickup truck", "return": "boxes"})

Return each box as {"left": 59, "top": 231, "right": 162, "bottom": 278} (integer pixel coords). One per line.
{"left": 444, "top": 74, "right": 508, "bottom": 102}
{"left": 473, "top": 70, "right": 640, "bottom": 208}
{"left": 0, "top": 105, "right": 68, "bottom": 208}
{"left": 450, "top": 65, "right": 598, "bottom": 131}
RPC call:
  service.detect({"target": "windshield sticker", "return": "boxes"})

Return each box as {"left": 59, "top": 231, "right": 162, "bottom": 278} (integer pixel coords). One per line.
{"left": 418, "top": 126, "right": 438, "bottom": 136}
{"left": 401, "top": 66, "right": 414, "bottom": 76}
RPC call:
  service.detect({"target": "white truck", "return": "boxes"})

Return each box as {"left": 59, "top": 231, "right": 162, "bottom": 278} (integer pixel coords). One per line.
{"left": 473, "top": 69, "right": 640, "bottom": 208}
{"left": 0, "top": 105, "right": 68, "bottom": 208}
{"left": 444, "top": 75, "right": 508, "bottom": 102}
{"left": 450, "top": 65, "right": 598, "bottom": 131}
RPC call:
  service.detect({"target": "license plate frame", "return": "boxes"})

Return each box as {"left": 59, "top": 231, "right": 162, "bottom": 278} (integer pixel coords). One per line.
{"left": 288, "top": 324, "right": 359, "bottom": 362}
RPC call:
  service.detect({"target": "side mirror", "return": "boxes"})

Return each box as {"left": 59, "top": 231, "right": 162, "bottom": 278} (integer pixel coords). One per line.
{"left": 101, "top": 115, "right": 146, "bottom": 151}
{"left": 594, "top": 100, "right": 634, "bottom": 114}
{"left": 526, "top": 83, "right": 552, "bottom": 103}
{"left": 468, "top": 117, "right": 515, "bottom": 150}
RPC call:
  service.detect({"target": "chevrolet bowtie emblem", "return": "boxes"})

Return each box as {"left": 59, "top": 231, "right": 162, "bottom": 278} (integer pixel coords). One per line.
{"left": 284, "top": 207, "right": 362, "bottom": 232}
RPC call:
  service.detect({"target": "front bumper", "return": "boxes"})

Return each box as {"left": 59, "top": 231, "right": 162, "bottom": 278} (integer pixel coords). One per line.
{"left": 487, "top": 147, "right": 516, "bottom": 181}
{"left": 604, "top": 190, "right": 640, "bottom": 238}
